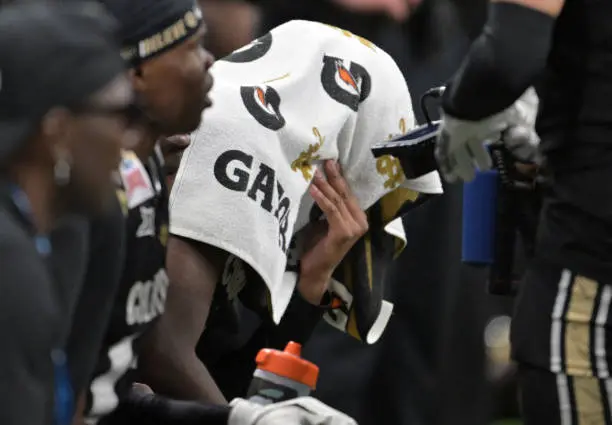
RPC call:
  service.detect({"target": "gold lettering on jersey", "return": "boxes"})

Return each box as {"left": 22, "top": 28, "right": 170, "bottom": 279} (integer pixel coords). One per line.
{"left": 291, "top": 127, "right": 325, "bottom": 181}
{"left": 324, "top": 24, "right": 376, "bottom": 52}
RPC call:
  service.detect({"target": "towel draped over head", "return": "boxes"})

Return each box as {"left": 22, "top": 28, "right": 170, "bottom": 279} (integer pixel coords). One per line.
{"left": 170, "top": 20, "right": 442, "bottom": 343}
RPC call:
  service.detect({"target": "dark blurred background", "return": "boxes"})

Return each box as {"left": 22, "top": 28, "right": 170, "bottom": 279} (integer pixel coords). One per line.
{"left": 198, "top": 1, "right": 520, "bottom": 424}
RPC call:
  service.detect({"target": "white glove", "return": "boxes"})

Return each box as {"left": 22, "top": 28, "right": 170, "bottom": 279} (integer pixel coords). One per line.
{"left": 501, "top": 88, "right": 541, "bottom": 164}
{"left": 435, "top": 88, "right": 540, "bottom": 182}
{"left": 229, "top": 397, "right": 358, "bottom": 425}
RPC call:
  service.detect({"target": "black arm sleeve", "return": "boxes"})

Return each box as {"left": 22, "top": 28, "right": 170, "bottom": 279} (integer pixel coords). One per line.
{"left": 265, "top": 290, "right": 325, "bottom": 349}
{"left": 106, "top": 388, "right": 230, "bottom": 425}
{"left": 443, "top": 1, "right": 555, "bottom": 120}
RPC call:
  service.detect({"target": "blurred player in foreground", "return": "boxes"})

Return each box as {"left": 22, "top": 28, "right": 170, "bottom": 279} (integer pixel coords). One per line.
{"left": 0, "top": 2, "right": 133, "bottom": 424}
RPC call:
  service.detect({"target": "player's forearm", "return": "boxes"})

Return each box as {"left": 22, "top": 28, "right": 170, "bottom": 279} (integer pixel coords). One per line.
{"left": 443, "top": 2, "right": 554, "bottom": 120}
{"left": 153, "top": 353, "right": 227, "bottom": 404}
{"left": 139, "top": 322, "right": 227, "bottom": 404}
{"left": 143, "top": 236, "right": 228, "bottom": 403}
{"left": 180, "top": 355, "right": 228, "bottom": 404}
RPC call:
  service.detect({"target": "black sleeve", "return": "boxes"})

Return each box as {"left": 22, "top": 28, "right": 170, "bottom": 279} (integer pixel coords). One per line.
{"left": 443, "top": 2, "right": 554, "bottom": 120}
{"left": 66, "top": 197, "right": 126, "bottom": 394}
{"left": 265, "top": 290, "right": 325, "bottom": 349}
{"left": 106, "top": 388, "right": 230, "bottom": 425}
{"left": 0, "top": 225, "right": 57, "bottom": 425}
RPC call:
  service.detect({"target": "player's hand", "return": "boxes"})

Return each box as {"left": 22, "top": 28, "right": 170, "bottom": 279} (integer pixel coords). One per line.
{"left": 500, "top": 88, "right": 541, "bottom": 164}
{"left": 229, "top": 396, "right": 357, "bottom": 425}
{"left": 160, "top": 134, "right": 191, "bottom": 190}
{"left": 435, "top": 88, "right": 539, "bottom": 182}
{"left": 298, "top": 160, "right": 368, "bottom": 305}
{"left": 435, "top": 112, "right": 504, "bottom": 183}
{"left": 159, "top": 134, "right": 191, "bottom": 156}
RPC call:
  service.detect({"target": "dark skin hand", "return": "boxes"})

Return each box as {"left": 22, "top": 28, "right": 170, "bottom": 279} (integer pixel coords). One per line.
{"left": 142, "top": 160, "right": 367, "bottom": 402}
{"left": 159, "top": 134, "right": 190, "bottom": 190}
{"left": 298, "top": 161, "right": 369, "bottom": 303}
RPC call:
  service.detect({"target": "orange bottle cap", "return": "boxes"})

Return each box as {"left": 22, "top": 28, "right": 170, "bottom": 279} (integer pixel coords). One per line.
{"left": 255, "top": 341, "right": 319, "bottom": 389}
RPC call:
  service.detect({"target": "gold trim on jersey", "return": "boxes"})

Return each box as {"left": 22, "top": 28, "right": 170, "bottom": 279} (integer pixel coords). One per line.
{"left": 554, "top": 373, "right": 612, "bottom": 425}
{"left": 573, "top": 375, "right": 608, "bottom": 424}
{"left": 565, "top": 275, "right": 599, "bottom": 376}
{"left": 549, "top": 271, "right": 612, "bottom": 423}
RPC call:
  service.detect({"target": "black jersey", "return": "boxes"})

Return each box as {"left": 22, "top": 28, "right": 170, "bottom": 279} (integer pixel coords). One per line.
{"left": 534, "top": 0, "right": 612, "bottom": 282}
{"left": 537, "top": 0, "right": 612, "bottom": 165}
{"left": 85, "top": 149, "right": 169, "bottom": 423}
{"left": 513, "top": 0, "right": 612, "bottom": 378}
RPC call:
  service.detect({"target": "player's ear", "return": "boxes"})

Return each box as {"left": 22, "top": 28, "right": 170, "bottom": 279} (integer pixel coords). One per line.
{"left": 40, "top": 107, "right": 74, "bottom": 159}
{"left": 38, "top": 107, "right": 74, "bottom": 184}
{"left": 129, "top": 66, "right": 146, "bottom": 92}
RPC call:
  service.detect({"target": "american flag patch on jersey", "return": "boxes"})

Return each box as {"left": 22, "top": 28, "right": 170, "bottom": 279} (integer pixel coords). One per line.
{"left": 118, "top": 150, "right": 155, "bottom": 209}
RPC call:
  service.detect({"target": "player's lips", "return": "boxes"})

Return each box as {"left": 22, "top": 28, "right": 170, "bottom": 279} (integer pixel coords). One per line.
{"left": 203, "top": 95, "right": 212, "bottom": 108}
{"left": 202, "top": 73, "right": 214, "bottom": 109}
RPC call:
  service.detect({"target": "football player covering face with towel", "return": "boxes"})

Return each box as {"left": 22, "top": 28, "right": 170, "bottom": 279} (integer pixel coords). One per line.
{"left": 435, "top": 0, "right": 612, "bottom": 422}
{"left": 143, "top": 23, "right": 374, "bottom": 401}
{"left": 149, "top": 19, "right": 442, "bottom": 404}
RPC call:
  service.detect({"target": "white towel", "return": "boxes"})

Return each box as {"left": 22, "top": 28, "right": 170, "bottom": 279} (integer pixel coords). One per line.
{"left": 170, "top": 20, "right": 442, "bottom": 334}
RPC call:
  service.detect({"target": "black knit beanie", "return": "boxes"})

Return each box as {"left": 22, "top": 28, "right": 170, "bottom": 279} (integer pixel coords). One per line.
{"left": 100, "top": 0, "right": 204, "bottom": 66}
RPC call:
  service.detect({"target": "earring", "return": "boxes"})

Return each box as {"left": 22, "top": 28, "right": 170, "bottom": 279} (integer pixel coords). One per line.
{"left": 54, "top": 156, "right": 71, "bottom": 186}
